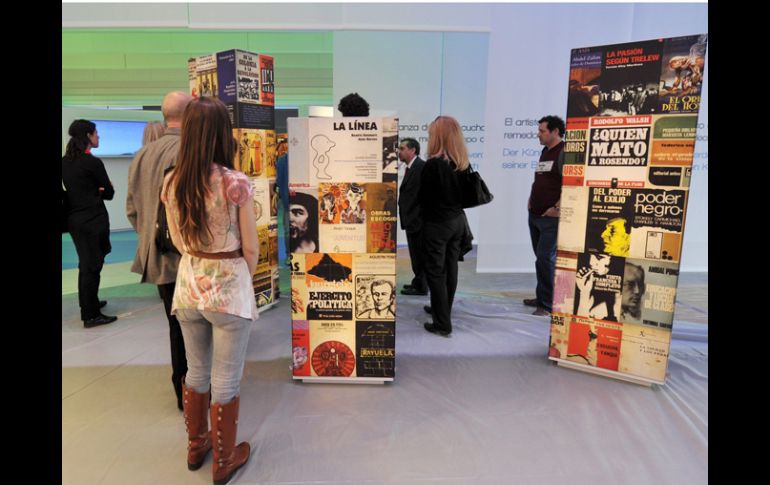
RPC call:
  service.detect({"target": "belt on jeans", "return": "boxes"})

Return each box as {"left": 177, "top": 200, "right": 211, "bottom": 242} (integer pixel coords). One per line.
{"left": 187, "top": 248, "right": 244, "bottom": 260}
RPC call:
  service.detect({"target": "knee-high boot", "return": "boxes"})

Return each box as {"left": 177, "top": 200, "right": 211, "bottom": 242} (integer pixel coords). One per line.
{"left": 182, "top": 381, "right": 213, "bottom": 471}
{"left": 211, "top": 395, "right": 251, "bottom": 485}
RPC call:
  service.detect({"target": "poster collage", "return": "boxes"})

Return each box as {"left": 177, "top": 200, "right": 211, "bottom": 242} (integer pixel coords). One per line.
{"left": 549, "top": 34, "right": 707, "bottom": 383}
{"left": 288, "top": 117, "right": 399, "bottom": 380}
{"left": 188, "top": 49, "right": 280, "bottom": 310}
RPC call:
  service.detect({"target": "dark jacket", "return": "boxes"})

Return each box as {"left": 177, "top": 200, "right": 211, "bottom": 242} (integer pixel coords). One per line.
{"left": 62, "top": 153, "right": 115, "bottom": 228}
{"left": 398, "top": 157, "right": 425, "bottom": 232}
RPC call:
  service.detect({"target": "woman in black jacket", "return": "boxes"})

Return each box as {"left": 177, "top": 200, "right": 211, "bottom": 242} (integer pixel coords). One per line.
{"left": 62, "top": 119, "right": 117, "bottom": 328}
{"left": 418, "top": 116, "right": 470, "bottom": 337}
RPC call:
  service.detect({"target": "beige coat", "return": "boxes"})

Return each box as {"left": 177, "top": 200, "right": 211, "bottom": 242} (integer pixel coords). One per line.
{"left": 126, "top": 128, "right": 182, "bottom": 285}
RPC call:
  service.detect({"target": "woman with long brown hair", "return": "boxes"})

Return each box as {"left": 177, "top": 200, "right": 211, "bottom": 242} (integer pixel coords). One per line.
{"left": 162, "top": 97, "right": 259, "bottom": 485}
{"left": 418, "top": 115, "right": 470, "bottom": 337}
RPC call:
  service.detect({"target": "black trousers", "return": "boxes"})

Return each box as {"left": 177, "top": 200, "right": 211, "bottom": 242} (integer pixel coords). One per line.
{"left": 69, "top": 221, "right": 111, "bottom": 320}
{"left": 422, "top": 214, "right": 465, "bottom": 332}
{"left": 406, "top": 229, "right": 428, "bottom": 292}
{"left": 157, "top": 282, "right": 188, "bottom": 405}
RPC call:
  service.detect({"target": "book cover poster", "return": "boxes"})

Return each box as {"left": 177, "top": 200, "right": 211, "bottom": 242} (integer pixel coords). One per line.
{"left": 310, "top": 320, "right": 357, "bottom": 377}
{"left": 353, "top": 253, "right": 397, "bottom": 321}
{"left": 563, "top": 118, "right": 589, "bottom": 167}
{"left": 290, "top": 253, "right": 308, "bottom": 320}
{"left": 658, "top": 35, "right": 707, "bottom": 114}
{"left": 566, "top": 47, "right": 603, "bottom": 119}
{"left": 307, "top": 118, "right": 385, "bottom": 184}
{"left": 256, "top": 225, "right": 270, "bottom": 275}
{"left": 268, "top": 223, "right": 278, "bottom": 268}
{"left": 292, "top": 320, "right": 311, "bottom": 376}
{"left": 587, "top": 116, "right": 652, "bottom": 169}
{"left": 187, "top": 58, "right": 198, "bottom": 98}
{"left": 366, "top": 182, "right": 398, "bottom": 253}
{"left": 235, "top": 50, "right": 261, "bottom": 104}
{"left": 253, "top": 269, "right": 273, "bottom": 308}
{"left": 234, "top": 129, "right": 260, "bottom": 177}
{"left": 648, "top": 167, "right": 685, "bottom": 188}
{"left": 598, "top": 39, "right": 664, "bottom": 116}
{"left": 259, "top": 54, "right": 275, "bottom": 106}
{"left": 276, "top": 133, "right": 288, "bottom": 158}
{"left": 265, "top": 130, "right": 277, "bottom": 178}
{"left": 318, "top": 183, "right": 367, "bottom": 253}
{"left": 269, "top": 179, "right": 279, "bottom": 219}
{"left": 556, "top": 186, "right": 589, "bottom": 254}
{"left": 356, "top": 321, "right": 395, "bottom": 378}
{"left": 548, "top": 312, "right": 570, "bottom": 360}
{"left": 618, "top": 322, "right": 671, "bottom": 382}
{"left": 288, "top": 185, "right": 319, "bottom": 254}
{"left": 650, "top": 115, "right": 698, "bottom": 167}
{"left": 305, "top": 253, "right": 354, "bottom": 321}
{"left": 195, "top": 54, "right": 218, "bottom": 99}
{"left": 628, "top": 188, "right": 687, "bottom": 262}
{"left": 573, "top": 252, "right": 624, "bottom": 323}
{"left": 249, "top": 177, "right": 271, "bottom": 227}
{"left": 620, "top": 258, "right": 679, "bottom": 330}
{"left": 382, "top": 117, "right": 399, "bottom": 183}
{"left": 565, "top": 316, "right": 623, "bottom": 371}
{"left": 584, "top": 186, "right": 635, "bottom": 257}
{"left": 553, "top": 251, "right": 578, "bottom": 315}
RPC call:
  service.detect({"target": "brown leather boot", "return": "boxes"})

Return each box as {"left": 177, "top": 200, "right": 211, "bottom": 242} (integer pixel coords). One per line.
{"left": 211, "top": 395, "right": 251, "bottom": 485}
{"left": 182, "top": 381, "right": 213, "bottom": 471}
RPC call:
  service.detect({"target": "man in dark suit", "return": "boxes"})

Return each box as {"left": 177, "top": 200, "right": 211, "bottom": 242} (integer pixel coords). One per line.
{"left": 397, "top": 138, "right": 428, "bottom": 296}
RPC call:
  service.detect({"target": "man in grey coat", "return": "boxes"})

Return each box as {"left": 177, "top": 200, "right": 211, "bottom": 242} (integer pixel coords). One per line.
{"left": 126, "top": 91, "right": 192, "bottom": 410}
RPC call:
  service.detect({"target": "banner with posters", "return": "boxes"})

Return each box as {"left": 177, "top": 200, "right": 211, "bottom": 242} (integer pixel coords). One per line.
{"left": 188, "top": 48, "right": 279, "bottom": 311}
{"left": 549, "top": 34, "right": 707, "bottom": 385}
{"left": 288, "top": 117, "right": 398, "bottom": 382}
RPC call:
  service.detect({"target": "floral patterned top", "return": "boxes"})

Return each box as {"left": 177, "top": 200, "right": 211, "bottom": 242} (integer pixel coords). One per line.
{"left": 162, "top": 165, "right": 258, "bottom": 320}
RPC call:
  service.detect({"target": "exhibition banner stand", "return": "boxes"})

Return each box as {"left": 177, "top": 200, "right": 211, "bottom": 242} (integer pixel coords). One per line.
{"left": 288, "top": 117, "right": 399, "bottom": 384}
{"left": 548, "top": 35, "right": 707, "bottom": 386}
{"left": 187, "top": 49, "right": 280, "bottom": 313}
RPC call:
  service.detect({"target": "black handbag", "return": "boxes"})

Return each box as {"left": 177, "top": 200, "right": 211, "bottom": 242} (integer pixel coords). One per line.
{"left": 155, "top": 170, "right": 180, "bottom": 255}
{"left": 458, "top": 165, "right": 494, "bottom": 209}
{"left": 155, "top": 197, "right": 180, "bottom": 255}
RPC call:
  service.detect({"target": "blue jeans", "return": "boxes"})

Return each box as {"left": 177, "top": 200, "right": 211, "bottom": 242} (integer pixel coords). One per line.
{"left": 528, "top": 213, "right": 558, "bottom": 312}
{"left": 176, "top": 308, "right": 253, "bottom": 405}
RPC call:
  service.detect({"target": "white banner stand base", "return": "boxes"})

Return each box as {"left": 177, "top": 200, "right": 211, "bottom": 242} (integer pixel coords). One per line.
{"left": 549, "top": 358, "right": 658, "bottom": 388}
{"left": 293, "top": 376, "right": 393, "bottom": 385}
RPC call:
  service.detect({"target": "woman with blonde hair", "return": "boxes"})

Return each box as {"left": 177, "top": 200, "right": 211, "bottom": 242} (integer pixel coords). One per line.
{"left": 162, "top": 97, "right": 259, "bottom": 484}
{"left": 418, "top": 115, "right": 470, "bottom": 337}
{"left": 142, "top": 120, "right": 166, "bottom": 146}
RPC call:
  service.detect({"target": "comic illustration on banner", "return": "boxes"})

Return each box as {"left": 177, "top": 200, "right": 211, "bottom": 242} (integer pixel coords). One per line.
{"left": 658, "top": 35, "right": 707, "bottom": 114}
{"left": 598, "top": 39, "right": 663, "bottom": 116}
{"left": 566, "top": 47, "right": 603, "bottom": 119}
{"left": 366, "top": 182, "right": 398, "bottom": 253}
{"left": 309, "top": 320, "right": 357, "bottom": 377}
{"left": 288, "top": 185, "right": 319, "bottom": 254}
{"left": 557, "top": 186, "right": 588, "bottom": 254}
{"left": 573, "top": 252, "right": 624, "bottom": 322}
{"left": 353, "top": 254, "right": 397, "bottom": 321}
{"left": 265, "top": 130, "right": 277, "bottom": 178}
{"left": 619, "top": 258, "right": 679, "bottom": 330}
{"left": 290, "top": 253, "right": 308, "bottom": 321}
{"left": 256, "top": 225, "right": 270, "bottom": 275}
{"left": 618, "top": 322, "right": 671, "bottom": 382}
{"left": 650, "top": 115, "right": 698, "bottom": 167}
{"left": 249, "top": 177, "right": 271, "bottom": 227}
{"left": 356, "top": 321, "right": 395, "bottom": 378}
{"left": 318, "top": 182, "right": 367, "bottom": 253}
{"left": 292, "top": 320, "right": 311, "bottom": 376}
{"left": 305, "top": 253, "right": 354, "bottom": 321}
{"left": 269, "top": 179, "right": 279, "bottom": 219}
{"left": 553, "top": 251, "right": 578, "bottom": 315}
{"left": 234, "top": 129, "right": 260, "bottom": 177}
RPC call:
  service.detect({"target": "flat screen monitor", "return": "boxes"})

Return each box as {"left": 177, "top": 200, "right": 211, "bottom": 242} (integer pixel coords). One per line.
{"left": 89, "top": 120, "right": 148, "bottom": 157}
